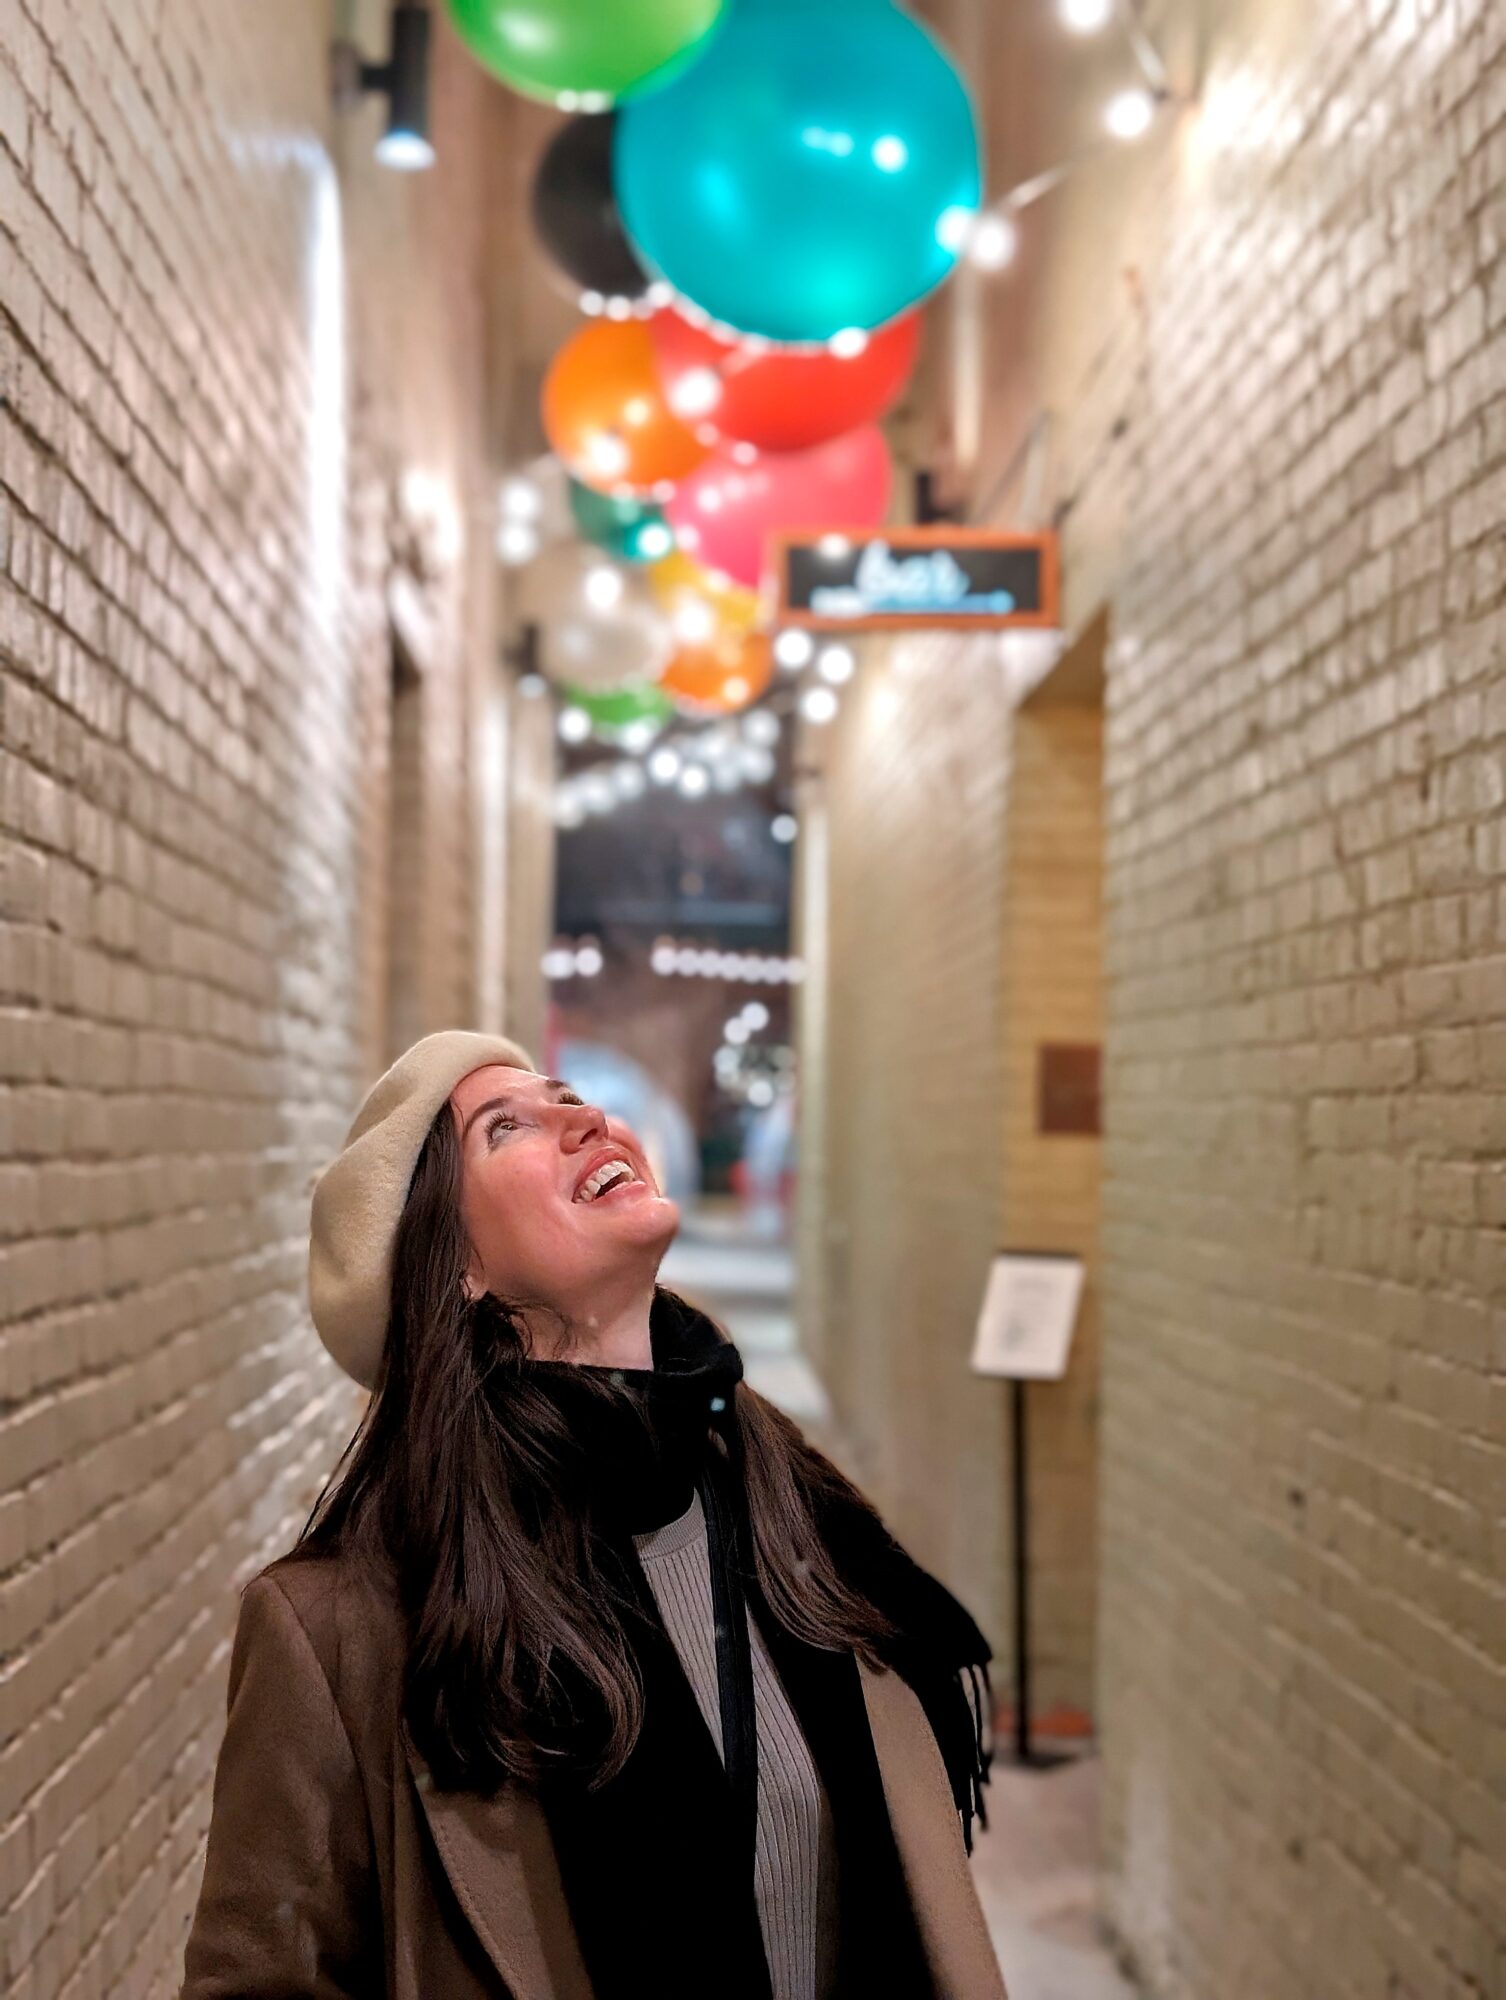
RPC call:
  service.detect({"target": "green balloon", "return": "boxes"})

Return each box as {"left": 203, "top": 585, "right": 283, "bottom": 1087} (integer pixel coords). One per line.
{"left": 446, "top": 0, "right": 726, "bottom": 106}
{"left": 568, "top": 479, "right": 675, "bottom": 564}
{"left": 561, "top": 681, "right": 674, "bottom": 732}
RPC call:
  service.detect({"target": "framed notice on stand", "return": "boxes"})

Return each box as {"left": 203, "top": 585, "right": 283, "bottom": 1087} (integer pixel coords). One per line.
{"left": 971, "top": 1250, "right": 1085, "bottom": 1770}
{"left": 970, "top": 1251, "right": 1084, "bottom": 1380}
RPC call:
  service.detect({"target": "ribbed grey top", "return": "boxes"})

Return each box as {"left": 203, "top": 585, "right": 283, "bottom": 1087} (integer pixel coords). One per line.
{"left": 633, "top": 1488, "right": 839, "bottom": 1999}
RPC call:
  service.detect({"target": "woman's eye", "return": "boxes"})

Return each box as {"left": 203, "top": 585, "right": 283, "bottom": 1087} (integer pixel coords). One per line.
{"left": 484, "top": 1110, "right": 519, "bottom": 1142}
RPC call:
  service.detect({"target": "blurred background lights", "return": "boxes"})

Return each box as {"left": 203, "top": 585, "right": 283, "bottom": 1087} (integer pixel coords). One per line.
{"left": 498, "top": 519, "right": 539, "bottom": 563}
{"left": 500, "top": 475, "right": 542, "bottom": 519}
{"left": 583, "top": 564, "right": 624, "bottom": 610}
{"left": 1059, "top": 0, "right": 1113, "bottom": 29}
{"left": 775, "top": 628, "right": 815, "bottom": 670}
{"left": 1105, "top": 87, "right": 1155, "bottom": 138}
{"left": 741, "top": 708, "right": 781, "bottom": 746}
{"left": 558, "top": 705, "right": 591, "bottom": 742}
{"left": 800, "top": 684, "right": 839, "bottom": 723}
{"left": 771, "top": 812, "right": 798, "bottom": 843}
{"left": 678, "top": 764, "right": 710, "bottom": 796}
{"left": 817, "top": 643, "right": 855, "bottom": 683}
{"left": 968, "top": 212, "right": 1018, "bottom": 270}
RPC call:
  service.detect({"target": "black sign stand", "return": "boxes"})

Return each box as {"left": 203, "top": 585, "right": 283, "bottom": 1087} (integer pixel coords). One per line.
{"left": 1007, "top": 1376, "right": 1072, "bottom": 1771}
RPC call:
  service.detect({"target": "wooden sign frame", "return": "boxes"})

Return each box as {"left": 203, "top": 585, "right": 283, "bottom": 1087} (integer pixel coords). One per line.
{"left": 771, "top": 525, "right": 1061, "bottom": 632}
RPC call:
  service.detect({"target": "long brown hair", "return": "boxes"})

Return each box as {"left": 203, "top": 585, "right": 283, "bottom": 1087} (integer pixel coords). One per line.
{"left": 287, "top": 1095, "right": 899, "bottom": 1793}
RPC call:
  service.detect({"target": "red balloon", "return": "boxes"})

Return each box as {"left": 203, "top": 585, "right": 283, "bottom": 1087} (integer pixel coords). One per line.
{"left": 650, "top": 308, "right": 921, "bottom": 453}
{"left": 665, "top": 426, "right": 893, "bottom": 589}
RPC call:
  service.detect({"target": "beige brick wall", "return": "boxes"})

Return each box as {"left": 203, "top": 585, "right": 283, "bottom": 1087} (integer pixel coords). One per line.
{"left": 998, "top": 684, "right": 1105, "bottom": 1720}
{"left": 794, "top": 630, "right": 1013, "bottom": 1651}
{"left": 0, "top": 4, "right": 542, "bottom": 1992}
{"left": 1004, "top": 0, "right": 1506, "bottom": 1992}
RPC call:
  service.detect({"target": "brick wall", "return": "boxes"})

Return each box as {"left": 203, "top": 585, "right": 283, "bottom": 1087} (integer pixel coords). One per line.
{"left": 1013, "top": 0, "right": 1506, "bottom": 1992}
{"left": 794, "top": 631, "right": 1013, "bottom": 1649}
{"left": 0, "top": 3, "right": 537, "bottom": 1992}
{"left": 998, "top": 678, "right": 1105, "bottom": 1721}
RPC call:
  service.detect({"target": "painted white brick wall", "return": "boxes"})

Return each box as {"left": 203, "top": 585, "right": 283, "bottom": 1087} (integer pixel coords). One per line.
{"left": 0, "top": 4, "right": 533, "bottom": 1993}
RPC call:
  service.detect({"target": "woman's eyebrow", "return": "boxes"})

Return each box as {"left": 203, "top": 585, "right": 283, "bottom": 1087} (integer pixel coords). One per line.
{"left": 461, "top": 1078, "right": 573, "bottom": 1138}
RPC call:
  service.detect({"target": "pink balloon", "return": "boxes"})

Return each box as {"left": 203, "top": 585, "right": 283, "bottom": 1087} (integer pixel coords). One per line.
{"left": 665, "top": 426, "right": 893, "bottom": 590}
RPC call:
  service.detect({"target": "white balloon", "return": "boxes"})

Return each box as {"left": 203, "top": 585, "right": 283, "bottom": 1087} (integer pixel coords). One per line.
{"left": 521, "top": 542, "right": 673, "bottom": 691}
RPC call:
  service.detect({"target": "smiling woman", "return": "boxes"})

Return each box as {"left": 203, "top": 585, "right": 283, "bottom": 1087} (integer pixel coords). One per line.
{"left": 180, "top": 1030, "right": 1006, "bottom": 2000}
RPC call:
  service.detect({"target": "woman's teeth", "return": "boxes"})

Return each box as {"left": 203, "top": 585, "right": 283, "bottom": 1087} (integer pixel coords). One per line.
{"left": 575, "top": 1159, "right": 637, "bottom": 1202}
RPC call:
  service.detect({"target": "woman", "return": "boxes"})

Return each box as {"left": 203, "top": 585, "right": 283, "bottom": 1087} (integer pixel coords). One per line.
{"left": 181, "top": 1029, "right": 1007, "bottom": 1999}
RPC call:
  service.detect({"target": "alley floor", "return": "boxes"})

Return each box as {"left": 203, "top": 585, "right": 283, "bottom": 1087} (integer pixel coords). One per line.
{"left": 660, "top": 1201, "right": 1139, "bottom": 2000}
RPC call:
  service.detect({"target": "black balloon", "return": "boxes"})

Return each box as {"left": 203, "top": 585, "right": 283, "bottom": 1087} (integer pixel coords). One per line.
{"left": 531, "top": 114, "right": 651, "bottom": 302}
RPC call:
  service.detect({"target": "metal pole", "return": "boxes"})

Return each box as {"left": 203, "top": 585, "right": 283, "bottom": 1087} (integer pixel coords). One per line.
{"left": 1011, "top": 1376, "right": 1031, "bottom": 1764}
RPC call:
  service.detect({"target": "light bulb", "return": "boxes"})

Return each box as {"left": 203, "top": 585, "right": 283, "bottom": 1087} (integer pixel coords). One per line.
{"left": 497, "top": 520, "right": 539, "bottom": 564}
{"left": 1104, "top": 88, "right": 1155, "bottom": 139}
{"left": 968, "top": 213, "right": 1018, "bottom": 271}
{"left": 583, "top": 565, "right": 624, "bottom": 612}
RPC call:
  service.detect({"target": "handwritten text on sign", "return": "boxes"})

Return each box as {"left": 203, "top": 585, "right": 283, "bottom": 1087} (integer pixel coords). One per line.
{"left": 775, "top": 528, "right": 1059, "bottom": 632}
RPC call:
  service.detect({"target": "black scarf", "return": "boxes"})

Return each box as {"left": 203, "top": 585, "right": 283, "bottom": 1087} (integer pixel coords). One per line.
{"left": 525, "top": 1288, "right": 994, "bottom": 2000}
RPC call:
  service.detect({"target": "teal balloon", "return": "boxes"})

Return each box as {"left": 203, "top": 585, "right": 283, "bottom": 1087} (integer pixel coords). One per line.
{"left": 568, "top": 479, "right": 676, "bottom": 564}
{"left": 614, "top": 0, "right": 982, "bottom": 342}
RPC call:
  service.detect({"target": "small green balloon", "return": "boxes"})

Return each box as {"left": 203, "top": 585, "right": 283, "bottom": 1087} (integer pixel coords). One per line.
{"left": 568, "top": 479, "right": 676, "bottom": 564}
{"left": 560, "top": 680, "right": 674, "bottom": 733}
{"left": 446, "top": 0, "right": 726, "bottom": 106}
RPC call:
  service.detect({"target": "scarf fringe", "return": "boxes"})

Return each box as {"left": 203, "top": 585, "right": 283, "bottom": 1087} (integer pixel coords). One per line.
{"left": 917, "top": 1657, "right": 995, "bottom": 1857}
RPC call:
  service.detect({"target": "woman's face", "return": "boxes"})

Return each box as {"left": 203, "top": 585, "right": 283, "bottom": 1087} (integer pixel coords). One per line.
{"left": 449, "top": 1064, "right": 679, "bottom": 1316}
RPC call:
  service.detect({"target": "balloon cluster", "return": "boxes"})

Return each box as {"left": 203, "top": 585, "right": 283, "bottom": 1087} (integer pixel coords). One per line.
{"left": 463, "top": 0, "right": 983, "bottom": 726}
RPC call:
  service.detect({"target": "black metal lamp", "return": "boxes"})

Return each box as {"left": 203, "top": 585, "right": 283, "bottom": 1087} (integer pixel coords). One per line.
{"left": 332, "top": 3, "right": 435, "bottom": 171}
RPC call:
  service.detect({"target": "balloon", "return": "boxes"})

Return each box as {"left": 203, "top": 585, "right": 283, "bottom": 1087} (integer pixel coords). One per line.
{"left": 560, "top": 680, "right": 674, "bottom": 733}
{"left": 648, "top": 548, "right": 760, "bottom": 643}
{"left": 532, "top": 115, "right": 649, "bottom": 302}
{"left": 568, "top": 478, "right": 675, "bottom": 563}
{"left": 446, "top": 0, "right": 726, "bottom": 107}
{"left": 518, "top": 543, "right": 672, "bottom": 688}
{"left": 661, "top": 629, "right": 774, "bottom": 715}
{"left": 650, "top": 306, "right": 921, "bottom": 453}
{"left": 498, "top": 452, "right": 574, "bottom": 559}
{"left": 543, "top": 320, "right": 710, "bottom": 495}
{"left": 615, "top": 0, "right": 981, "bottom": 340}
{"left": 665, "top": 425, "right": 893, "bottom": 589}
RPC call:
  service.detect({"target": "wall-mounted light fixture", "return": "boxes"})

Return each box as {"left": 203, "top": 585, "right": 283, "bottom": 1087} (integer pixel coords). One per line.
{"left": 331, "top": 3, "right": 435, "bottom": 171}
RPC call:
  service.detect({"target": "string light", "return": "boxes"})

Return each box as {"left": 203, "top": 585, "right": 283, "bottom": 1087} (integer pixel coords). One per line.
{"left": 498, "top": 519, "right": 539, "bottom": 564}
{"left": 774, "top": 629, "right": 815, "bottom": 670}
{"left": 1104, "top": 86, "right": 1155, "bottom": 138}
{"left": 649, "top": 937, "right": 804, "bottom": 985}
{"left": 1059, "top": 0, "right": 1112, "bottom": 29}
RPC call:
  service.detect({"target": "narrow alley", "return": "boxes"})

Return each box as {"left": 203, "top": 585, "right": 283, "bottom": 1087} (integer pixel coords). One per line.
{"left": 1, "top": 3, "right": 1504, "bottom": 1999}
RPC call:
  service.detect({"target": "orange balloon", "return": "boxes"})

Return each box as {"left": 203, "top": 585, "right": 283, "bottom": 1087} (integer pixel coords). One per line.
{"left": 543, "top": 320, "right": 711, "bottom": 497}
{"left": 660, "top": 629, "right": 773, "bottom": 715}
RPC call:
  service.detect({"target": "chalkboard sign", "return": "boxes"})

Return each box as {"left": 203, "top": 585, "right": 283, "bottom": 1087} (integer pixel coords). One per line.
{"left": 774, "top": 527, "right": 1059, "bottom": 631}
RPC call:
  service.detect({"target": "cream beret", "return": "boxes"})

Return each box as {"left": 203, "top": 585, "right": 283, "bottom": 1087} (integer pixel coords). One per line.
{"left": 307, "top": 1028, "right": 539, "bottom": 1389}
